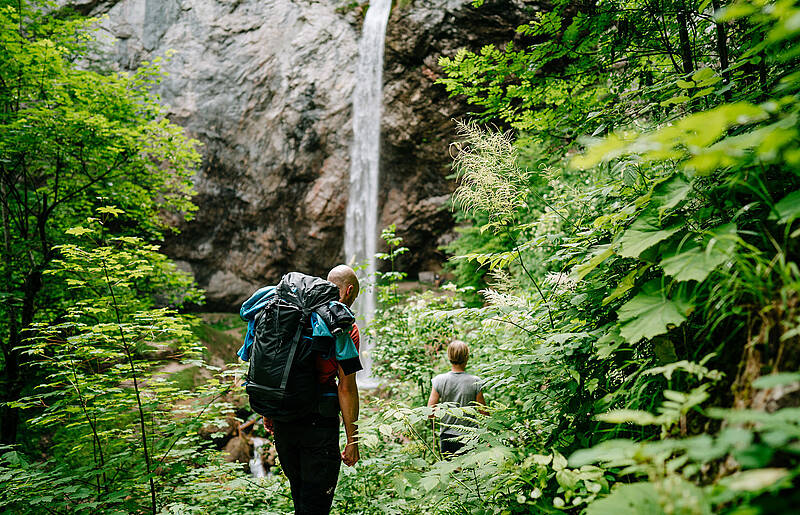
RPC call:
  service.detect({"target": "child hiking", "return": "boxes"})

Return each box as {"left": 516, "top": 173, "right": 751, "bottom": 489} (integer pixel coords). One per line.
{"left": 427, "top": 340, "right": 486, "bottom": 456}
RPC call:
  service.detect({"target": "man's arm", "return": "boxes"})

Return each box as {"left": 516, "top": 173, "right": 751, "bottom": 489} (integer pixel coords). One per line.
{"left": 338, "top": 364, "right": 359, "bottom": 466}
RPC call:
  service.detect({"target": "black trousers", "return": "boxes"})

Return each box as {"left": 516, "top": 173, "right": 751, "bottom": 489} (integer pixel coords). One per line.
{"left": 440, "top": 432, "right": 466, "bottom": 456}
{"left": 273, "top": 415, "right": 341, "bottom": 515}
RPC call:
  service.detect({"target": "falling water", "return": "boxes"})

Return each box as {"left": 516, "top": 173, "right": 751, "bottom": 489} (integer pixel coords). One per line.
{"left": 345, "top": 0, "right": 392, "bottom": 387}
{"left": 249, "top": 437, "right": 268, "bottom": 478}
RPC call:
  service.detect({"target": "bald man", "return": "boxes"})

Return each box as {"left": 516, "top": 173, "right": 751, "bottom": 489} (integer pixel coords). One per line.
{"left": 267, "top": 265, "right": 361, "bottom": 515}
{"left": 327, "top": 264, "right": 360, "bottom": 308}
{"left": 325, "top": 264, "right": 360, "bottom": 468}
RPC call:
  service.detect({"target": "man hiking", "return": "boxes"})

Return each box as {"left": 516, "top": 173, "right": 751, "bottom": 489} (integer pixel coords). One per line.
{"left": 238, "top": 265, "right": 361, "bottom": 514}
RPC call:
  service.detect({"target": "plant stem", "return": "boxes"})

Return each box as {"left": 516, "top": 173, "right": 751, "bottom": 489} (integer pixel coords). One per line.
{"left": 488, "top": 317, "right": 539, "bottom": 336}
{"left": 67, "top": 351, "right": 108, "bottom": 492}
{"left": 472, "top": 468, "right": 484, "bottom": 503}
{"left": 711, "top": 0, "right": 731, "bottom": 102}
{"left": 102, "top": 260, "right": 156, "bottom": 514}
{"left": 503, "top": 225, "right": 554, "bottom": 329}
{"left": 405, "top": 419, "right": 439, "bottom": 460}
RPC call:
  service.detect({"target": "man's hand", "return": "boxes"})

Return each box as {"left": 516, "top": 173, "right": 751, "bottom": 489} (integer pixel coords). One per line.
{"left": 337, "top": 363, "right": 360, "bottom": 467}
{"left": 261, "top": 416, "right": 274, "bottom": 435}
{"left": 342, "top": 441, "right": 359, "bottom": 467}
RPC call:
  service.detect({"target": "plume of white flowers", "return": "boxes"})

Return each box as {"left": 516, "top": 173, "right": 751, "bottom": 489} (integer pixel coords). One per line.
{"left": 545, "top": 272, "right": 578, "bottom": 294}
{"left": 451, "top": 120, "right": 531, "bottom": 227}
{"left": 480, "top": 288, "right": 530, "bottom": 309}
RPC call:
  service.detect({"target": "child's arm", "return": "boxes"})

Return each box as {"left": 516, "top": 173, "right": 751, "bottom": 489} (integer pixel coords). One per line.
{"left": 427, "top": 388, "right": 440, "bottom": 418}
{"left": 476, "top": 391, "right": 488, "bottom": 416}
{"left": 427, "top": 388, "right": 440, "bottom": 408}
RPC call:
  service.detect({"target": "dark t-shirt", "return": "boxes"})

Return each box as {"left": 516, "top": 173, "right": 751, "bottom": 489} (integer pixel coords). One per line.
{"left": 316, "top": 323, "right": 360, "bottom": 387}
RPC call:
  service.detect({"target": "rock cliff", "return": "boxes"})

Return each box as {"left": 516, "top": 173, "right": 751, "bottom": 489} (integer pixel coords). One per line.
{"left": 73, "top": 0, "right": 531, "bottom": 309}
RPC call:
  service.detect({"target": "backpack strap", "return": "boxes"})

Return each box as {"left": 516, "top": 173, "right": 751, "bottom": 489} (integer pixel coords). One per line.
{"left": 279, "top": 311, "right": 307, "bottom": 393}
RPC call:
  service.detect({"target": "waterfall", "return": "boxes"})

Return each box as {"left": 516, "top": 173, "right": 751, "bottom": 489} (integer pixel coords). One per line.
{"left": 345, "top": 0, "right": 392, "bottom": 387}
{"left": 249, "top": 436, "right": 268, "bottom": 478}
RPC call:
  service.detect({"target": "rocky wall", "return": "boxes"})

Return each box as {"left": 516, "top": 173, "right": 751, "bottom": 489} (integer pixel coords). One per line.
{"left": 72, "top": 0, "right": 533, "bottom": 309}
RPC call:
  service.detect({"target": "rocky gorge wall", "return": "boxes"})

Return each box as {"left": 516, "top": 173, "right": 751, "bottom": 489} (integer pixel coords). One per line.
{"left": 72, "top": 0, "right": 532, "bottom": 309}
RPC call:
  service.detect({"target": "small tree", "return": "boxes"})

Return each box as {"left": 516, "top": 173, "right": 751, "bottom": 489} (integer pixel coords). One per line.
{"left": 0, "top": 1, "right": 200, "bottom": 444}
{"left": 1, "top": 209, "right": 213, "bottom": 512}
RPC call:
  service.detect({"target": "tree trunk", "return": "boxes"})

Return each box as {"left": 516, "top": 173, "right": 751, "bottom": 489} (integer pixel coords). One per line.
{"left": 676, "top": 1, "right": 695, "bottom": 75}
{"left": 1, "top": 176, "right": 21, "bottom": 445}
{"left": 712, "top": 0, "right": 732, "bottom": 102}
{"left": 1, "top": 177, "right": 48, "bottom": 444}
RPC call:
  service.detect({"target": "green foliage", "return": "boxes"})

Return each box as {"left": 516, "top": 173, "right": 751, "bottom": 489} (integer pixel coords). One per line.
{"left": 338, "top": 0, "right": 800, "bottom": 513}
{"left": 5, "top": 0, "right": 800, "bottom": 513}
{"left": 0, "top": 0, "right": 202, "bottom": 449}
{"left": 375, "top": 224, "right": 409, "bottom": 305}
{"left": 0, "top": 209, "right": 243, "bottom": 513}
{"left": 0, "top": 3, "right": 260, "bottom": 513}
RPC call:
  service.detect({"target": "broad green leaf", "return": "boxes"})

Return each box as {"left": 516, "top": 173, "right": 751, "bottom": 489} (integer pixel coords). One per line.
{"left": 602, "top": 268, "right": 638, "bottom": 306}
{"left": 644, "top": 102, "right": 767, "bottom": 167}
{"left": 96, "top": 206, "right": 125, "bottom": 216}
{"left": 770, "top": 190, "right": 800, "bottom": 224}
{"left": 360, "top": 433, "right": 379, "bottom": 447}
{"left": 692, "top": 86, "right": 715, "bottom": 99}
{"left": 552, "top": 451, "right": 568, "bottom": 471}
{"left": 575, "top": 245, "right": 614, "bottom": 280}
{"left": 660, "top": 224, "right": 737, "bottom": 282}
{"left": 618, "top": 214, "right": 682, "bottom": 258}
{"left": 722, "top": 468, "right": 789, "bottom": 492}
{"left": 531, "top": 454, "right": 552, "bottom": 466}
{"left": 569, "top": 439, "right": 641, "bottom": 468}
{"left": 650, "top": 175, "right": 692, "bottom": 212}
{"left": 587, "top": 480, "right": 710, "bottom": 515}
{"left": 595, "top": 328, "right": 624, "bottom": 359}
{"left": 618, "top": 280, "right": 694, "bottom": 343}
{"left": 653, "top": 335, "right": 678, "bottom": 364}
{"left": 586, "top": 483, "right": 664, "bottom": 515}
{"left": 595, "top": 409, "right": 658, "bottom": 425}
{"left": 556, "top": 469, "right": 578, "bottom": 490}
{"left": 420, "top": 474, "right": 439, "bottom": 492}
{"left": 660, "top": 95, "right": 691, "bottom": 106}
{"left": 571, "top": 132, "right": 634, "bottom": 169}
{"left": 65, "top": 227, "right": 93, "bottom": 236}
{"left": 691, "top": 67, "right": 715, "bottom": 83}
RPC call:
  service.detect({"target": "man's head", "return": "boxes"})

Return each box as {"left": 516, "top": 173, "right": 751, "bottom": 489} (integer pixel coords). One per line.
{"left": 327, "top": 265, "right": 360, "bottom": 307}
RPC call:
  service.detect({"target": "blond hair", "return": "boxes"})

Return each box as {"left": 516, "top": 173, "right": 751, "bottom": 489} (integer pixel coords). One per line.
{"left": 447, "top": 340, "right": 469, "bottom": 365}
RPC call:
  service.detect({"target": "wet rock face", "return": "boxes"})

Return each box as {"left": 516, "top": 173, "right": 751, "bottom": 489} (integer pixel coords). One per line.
{"left": 380, "top": 0, "right": 532, "bottom": 273}
{"left": 77, "top": 0, "right": 530, "bottom": 310}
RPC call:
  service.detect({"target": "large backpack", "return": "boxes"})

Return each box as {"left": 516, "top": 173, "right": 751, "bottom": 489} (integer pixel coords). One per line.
{"left": 245, "top": 272, "right": 341, "bottom": 422}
